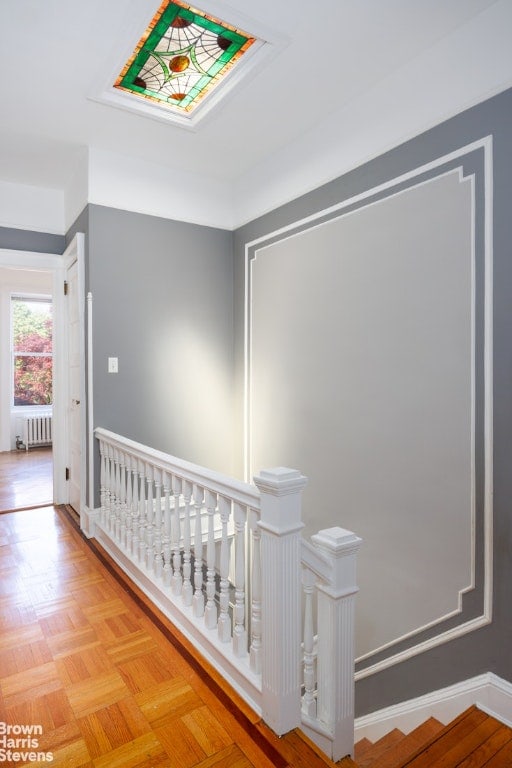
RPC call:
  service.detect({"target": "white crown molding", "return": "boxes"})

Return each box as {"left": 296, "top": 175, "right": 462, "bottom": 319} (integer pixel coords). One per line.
{"left": 87, "top": 147, "right": 235, "bottom": 230}
{"left": 231, "top": 0, "right": 512, "bottom": 230}
{"left": 0, "top": 181, "right": 65, "bottom": 236}
{"left": 0, "top": 249, "right": 64, "bottom": 269}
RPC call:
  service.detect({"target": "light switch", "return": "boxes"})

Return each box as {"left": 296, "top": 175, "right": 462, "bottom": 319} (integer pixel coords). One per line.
{"left": 108, "top": 357, "right": 118, "bottom": 373}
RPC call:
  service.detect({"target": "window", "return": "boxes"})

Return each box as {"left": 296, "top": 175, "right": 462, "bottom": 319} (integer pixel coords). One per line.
{"left": 11, "top": 295, "right": 53, "bottom": 406}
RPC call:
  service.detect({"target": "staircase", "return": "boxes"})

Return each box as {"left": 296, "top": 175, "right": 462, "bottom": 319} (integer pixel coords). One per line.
{"left": 353, "top": 706, "right": 512, "bottom": 767}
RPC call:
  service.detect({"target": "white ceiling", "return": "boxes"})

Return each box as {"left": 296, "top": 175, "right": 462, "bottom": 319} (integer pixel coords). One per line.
{"left": 0, "top": 0, "right": 511, "bottom": 229}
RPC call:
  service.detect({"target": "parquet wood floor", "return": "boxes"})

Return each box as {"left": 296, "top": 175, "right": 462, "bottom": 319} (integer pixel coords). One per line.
{"left": 0, "top": 448, "right": 53, "bottom": 511}
{"left": 0, "top": 505, "right": 349, "bottom": 768}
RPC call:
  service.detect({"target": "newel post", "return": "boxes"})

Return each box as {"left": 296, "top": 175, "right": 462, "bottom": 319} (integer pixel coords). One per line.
{"left": 254, "top": 467, "right": 308, "bottom": 736}
{"left": 312, "top": 527, "right": 362, "bottom": 761}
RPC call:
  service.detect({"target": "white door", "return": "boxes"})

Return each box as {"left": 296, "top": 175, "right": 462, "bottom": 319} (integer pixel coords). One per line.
{"left": 66, "top": 258, "right": 81, "bottom": 513}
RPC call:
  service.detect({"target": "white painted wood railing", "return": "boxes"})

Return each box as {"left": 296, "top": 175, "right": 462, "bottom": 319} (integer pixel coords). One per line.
{"left": 93, "top": 428, "right": 361, "bottom": 761}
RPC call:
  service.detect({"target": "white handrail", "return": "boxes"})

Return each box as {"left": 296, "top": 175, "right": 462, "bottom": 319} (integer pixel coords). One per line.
{"left": 95, "top": 427, "right": 259, "bottom": 509}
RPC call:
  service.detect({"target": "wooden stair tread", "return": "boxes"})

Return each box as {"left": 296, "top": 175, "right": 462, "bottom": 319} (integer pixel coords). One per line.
{"left": 361, "top": 717, "right": 444, "bottom": 768}
{"left": 482, "top": 735, "right": 512, "bottom": 767}
{"left": 402, "top": 707, "right": 506, "bottom": 768}
{"left": 455, "top": 724, "right": 512, "bottom": 767}
{"left": 354, "top": 737, "right": 373, "bottom": 760}
{"left": 356, "top": 728, "right": 405, "bottom": 767}
{"left": 353, "top": 708, "right": 512, "bottom": 768}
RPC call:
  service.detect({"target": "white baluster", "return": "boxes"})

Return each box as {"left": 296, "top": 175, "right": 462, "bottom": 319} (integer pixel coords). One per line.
{"left": 171, "top": 475, "right": 183, "bottom": 596}
{"left": 125, "top": 453, "right": 133, "bottom": 551}
{"left": 302, "top": 567, "right": 317, "bottom": 718}
{"left": 118, "top": 450, "right": 127, "bottom": 546}
{"left": 232, "top": 502, "right": 247, "bottom": 657}
{"left": 109, "top": 446, "right": 116, "bottom": 535}
{"left": 110, "top": 446, "right": 117, "bottom": 530}
{"left": 181, "top": 481, "right": 193, "bottom": 606}
{"left": 145, "top": 464, "right": 155, "bottom": 571}
{"left": 113, "top": 447, "right": 121, "bottom": 539}
{"left": 138, "top": 460, "right": 147, "bottom": 564}
{"left": 217, "top": 496, "right": 232, "bottom": 643}
{"left": 108, "top": 445, "right": 116, "bottom": 533}
{"left": 204, "top": 490, "right": 218, "bottom": 630}
{"left": 103, "top": 444, "right": 110, "bottom": 527}
{"left": 131, "top": 458, "right": 140, "bottom": 559}
{"left": 107, "top": 444, "right": 116, "bottom": 529}
{"left": 249, "top": 507, "right": 262, "bottom": 674}
{"left": 153, "top": 467, "right": 163, "bottom": 577}
{"left": 99, "top": 440, "right": 107, "bottom": 525}
{"left": 162, "top": 471, "right": 172, "bottom": 586}
{"left": 192, "top": 484, "right": 205, "bottom": 618}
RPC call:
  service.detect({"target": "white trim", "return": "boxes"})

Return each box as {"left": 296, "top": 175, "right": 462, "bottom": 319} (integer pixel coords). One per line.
{"left": 87, "top": 291, "right": 94, "bottom": 513}
{"left": 355, "top": 615, "right": 492, "bottom": 681}
{"left": 243, "top": 137, "right": 493, "bottom": 674}
{"left": 0, "top": 250, "right": 63, "bottom": 269}
{"left": 355, "top": 673, "right": 512, "bottom": 743}
{"left": 80, "top": 505, "right": 100, "bottom": 539}
{"left": 61, "top": 234, "right": 87, "bottom": 515}
{"left": 0, "top": 181, "right": 65, "bottom": 235}
{"left": 483, "top": 135, "right": 494, "bottom": 629}
{"left": 243, "top": 138, "right": 491, "bottom": 252}
{"left": 244, "top": 138, "right": 491, "bottom": 479}
{"left": 355, "top": 136, "right": 493, "bottom": 677}
{"left": 355, "top": 586, "right": 475, "bottom": 668}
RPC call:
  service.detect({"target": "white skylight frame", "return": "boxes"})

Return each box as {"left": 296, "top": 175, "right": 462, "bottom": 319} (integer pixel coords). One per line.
{"left": 92, "top": 0, "right": 284, "bottom": 131}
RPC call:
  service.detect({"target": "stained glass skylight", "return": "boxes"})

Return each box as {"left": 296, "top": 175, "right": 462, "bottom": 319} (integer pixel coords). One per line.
{"left": 114, "top": 0, "right": 258, "bottom": 116}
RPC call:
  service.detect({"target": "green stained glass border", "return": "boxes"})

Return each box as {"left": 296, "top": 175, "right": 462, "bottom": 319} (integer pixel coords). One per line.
{"left": 115, "top": 0, "right": 256, "bottom": 113}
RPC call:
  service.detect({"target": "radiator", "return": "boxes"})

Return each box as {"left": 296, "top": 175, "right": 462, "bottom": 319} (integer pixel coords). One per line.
{"left": 19, "top": 413, "right": 53, "bottom": 451}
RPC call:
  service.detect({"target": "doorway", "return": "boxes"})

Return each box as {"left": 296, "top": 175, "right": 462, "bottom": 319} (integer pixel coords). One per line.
{"left": 0, "top": 263, "right": 55, "bottom": 511}
{"left": 0, "top": 236, "right": 87, "bottom": 517}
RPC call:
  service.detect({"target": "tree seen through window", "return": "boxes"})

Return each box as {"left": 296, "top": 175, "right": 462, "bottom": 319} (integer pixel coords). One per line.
{"left": 12, "top": 296, "right": 53, "bottom": 406}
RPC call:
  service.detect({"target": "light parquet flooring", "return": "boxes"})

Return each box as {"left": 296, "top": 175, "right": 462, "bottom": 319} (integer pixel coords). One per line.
{"left": 0, "top": 506, "right": 346, "bottom": 768}
{"left": 0, "top": 448, "right": 53, "bottom": 512}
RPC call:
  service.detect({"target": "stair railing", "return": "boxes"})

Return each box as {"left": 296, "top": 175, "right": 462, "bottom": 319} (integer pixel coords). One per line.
{"left": 93, "top": 427, "right": 361, "bottom": 761}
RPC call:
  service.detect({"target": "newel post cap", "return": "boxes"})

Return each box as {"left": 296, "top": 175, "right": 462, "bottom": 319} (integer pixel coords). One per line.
{"left": 311, "top": 526, "right": 362, "bottom": 556}
{"left": 312, "top": 527, "right": 362, "bottom": 597}
{"left": 254, "top": 468, "right": 307, "bottom": 535}
{"left": 253, "top": 467, "right": 308, "bottom": 496}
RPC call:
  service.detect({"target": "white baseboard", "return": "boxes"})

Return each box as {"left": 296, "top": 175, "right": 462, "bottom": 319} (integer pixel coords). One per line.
{"left": 79, "top": 505, "right": 100, "bottom": 538}
{"left": 355, "top": 672, "right": 512, "bottom": 742}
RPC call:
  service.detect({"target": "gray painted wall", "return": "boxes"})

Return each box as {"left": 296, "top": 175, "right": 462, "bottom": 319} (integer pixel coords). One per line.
{"left": 85, "top": 205, "right": 235, "bottom": 475}
{"left": 234, "top": 88, "right": 512, "bottom": 715}
{"left": 0, "top": 226, "right": 65, "bottom": 254}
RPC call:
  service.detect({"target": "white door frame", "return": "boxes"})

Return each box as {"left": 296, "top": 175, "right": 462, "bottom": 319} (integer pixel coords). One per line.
{"left": 0, "top": 237, "right": 86, "bottom": 509}
{"left": 59, "top": 234, "right": 87, "bottom": 512}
